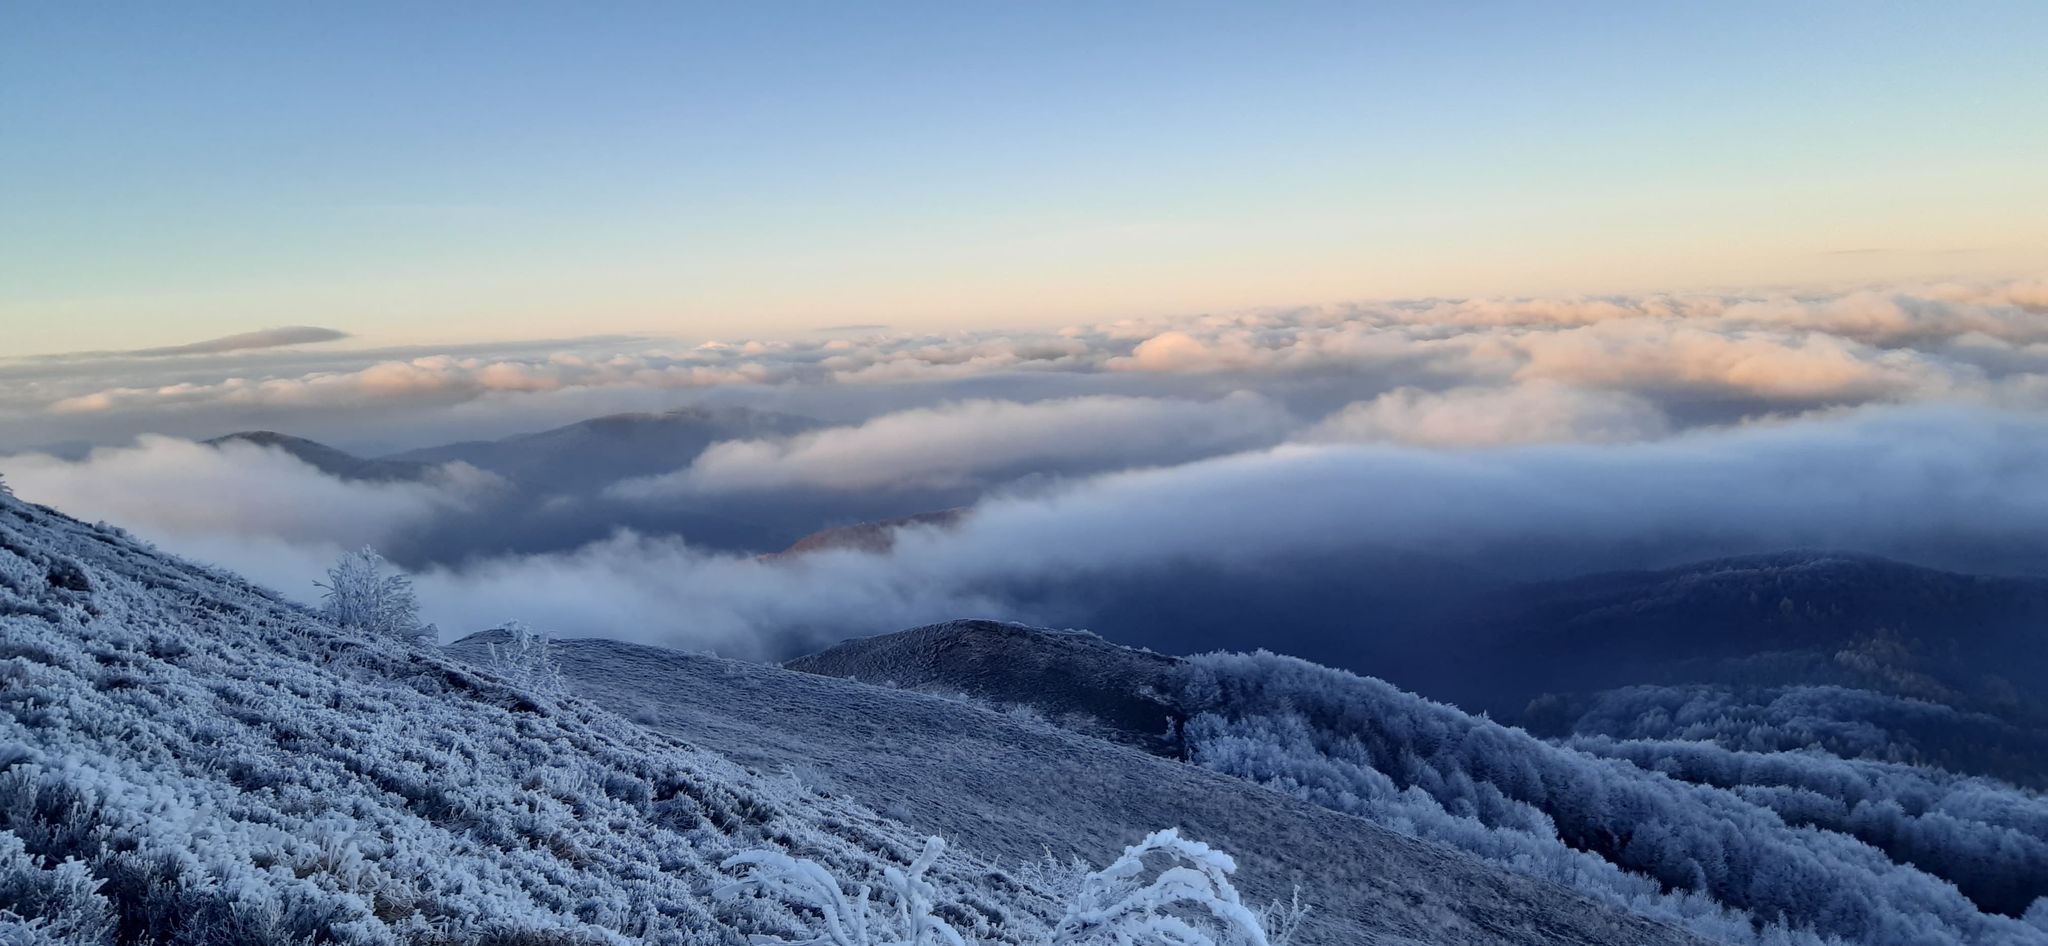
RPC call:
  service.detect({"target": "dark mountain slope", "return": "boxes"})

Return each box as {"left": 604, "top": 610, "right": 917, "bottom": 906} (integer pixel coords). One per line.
{"left": 972, "top": 547, "right": 2048, "bottom": 766}
{"left": 1430, "top": 553, "right": 2048, "bottom": 786}
{"left": 786, "top": 619, "right": 1182, "bottom": 750}
{"left": 1469, "top": 551, "right": 2048, "bottom": 699}
{"left": 447, "top": 629, "right": 1715, "bottom": 946}
{"left": 205, "top": 431, "right": 436, "bottom": 482}
{"left": 384, "top": 407, "right": 814, "bottom": 494}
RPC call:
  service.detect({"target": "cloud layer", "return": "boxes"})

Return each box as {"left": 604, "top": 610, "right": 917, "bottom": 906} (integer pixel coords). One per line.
{"left": 8, "top": 278, "right": 2048, "bottom": 454}
{"left": 429, "top": 405, "right": 2048, "bottom": 656}
{"left": 619, "top": 393, "right": 1289, "bottom": 495}
{"left": 8, "top": 276, "right": 2048, "bottom": 661}
{"left": 15, "top": 403, "right": 2048, "bottom": 661}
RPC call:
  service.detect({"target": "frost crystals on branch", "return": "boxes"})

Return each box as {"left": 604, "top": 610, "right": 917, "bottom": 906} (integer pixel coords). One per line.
{"left": 717, "top": 836, "right": 967, "bottom": 946}
{"left": 718, "top": 830, "right": 1302, "bottom": 946}
{"left": 486, "top": 621, "right": 564, "bottom": 695}
{"left": 315, "top": 546, "right": 427, "bottom": 640}
{"left": 1051, "top": 829, "right": 1275, "bottom": 946}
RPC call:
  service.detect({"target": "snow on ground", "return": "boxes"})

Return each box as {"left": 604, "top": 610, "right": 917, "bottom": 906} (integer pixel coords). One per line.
{"left": 0, "top": 485, "right": 1705, "bottom": 946}
{"left": 448, "top": 630, "right": 1715, "bottom": 946}
{"left": 0, "top": 490, "right": 1044, "bottom": 944}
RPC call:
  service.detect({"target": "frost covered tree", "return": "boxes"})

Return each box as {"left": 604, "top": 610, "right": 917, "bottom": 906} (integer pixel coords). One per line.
{"left": 1049, "top": 829, "right": 1277, "bottom": 946}
{"left": 315, "top": 547, "right": 425, "bottom": 640}
{"left": 717, "top": 836, "right": 966, "bottom": 946}
{"left": 486, "top": 622, "right": 564, "bottom": 695}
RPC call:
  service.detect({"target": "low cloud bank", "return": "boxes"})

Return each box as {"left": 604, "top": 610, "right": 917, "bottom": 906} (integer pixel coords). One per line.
{"left": 1304, "top": 383, "right": 1668, "bottom": 446}
{"left": 617, "top": 393, "right": 1289, "bottom": 495}
{"left": 0, "top": 437, "right": 496, "bottom": 605}
{"left": 10, "top": 277, "right": 2048, "bottom": 660}
{"left": 401, "top": 405, "right": 2048, "bottom": 656}
{"left": 9, "top": 278, "right": 2048, "bottom": 453}
{"left": 0, "top": 437, "right": 491, "bottom": 545}
{"left": 13, "top": 404, "right": 2030, "bottom": 659}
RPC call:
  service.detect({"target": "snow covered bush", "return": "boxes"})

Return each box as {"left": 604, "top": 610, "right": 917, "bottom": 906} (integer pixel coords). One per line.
{"left": 719, "top": 830, "right": 1301, "bottom": 946}
{"left": 315, "top": 547, "right": 426, "bottom": 640}
{"left": 0, "top": 829, "right": 114, "bottom": 946}
{"left": 718, "top": 836, "right": 967, "bottom": 946}
{"left": 485, "top": 622, "right": 564, "bottom": 695}
{"left": 1049, "top": 829, "right": 1277, "bottom": 946}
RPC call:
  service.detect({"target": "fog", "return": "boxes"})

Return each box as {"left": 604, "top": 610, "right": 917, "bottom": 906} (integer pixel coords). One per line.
{"left": 7, "top": 278, "right": 2048, "bottom": 663}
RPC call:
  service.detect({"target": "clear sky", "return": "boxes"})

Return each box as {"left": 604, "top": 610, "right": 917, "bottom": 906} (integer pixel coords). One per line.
{"left": 4, "top": 1, "right": 2045, "bottom": 356}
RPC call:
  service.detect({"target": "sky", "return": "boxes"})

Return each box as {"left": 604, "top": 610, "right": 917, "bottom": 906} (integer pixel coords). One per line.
{"left": 4, "top": 2, "right": 2046, "bottom": 357}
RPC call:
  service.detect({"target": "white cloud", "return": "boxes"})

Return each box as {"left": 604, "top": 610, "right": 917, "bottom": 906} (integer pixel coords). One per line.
{"left": 13, "top": 277, "right": 2048, "bottom": 455}
{"left": 616, "top": 393, "right": 1293, "bottom": 495}
{"left": 403, "top": 404, "right": 2048, "bottom": 655}
{"left": 1306, "top": 383, "right": 1669, "bottom": 447}
{"left": 19, "top": 402, "right": 2048, "bottom": 660}
{"left": 0, "top": 435, "right": 492, "bottom": 559}
{"left": 1507, "top": 321, "right": 1964, "bottom": 400}
{"left": 14, "top": 275, "right": 2048, "bottom": 659}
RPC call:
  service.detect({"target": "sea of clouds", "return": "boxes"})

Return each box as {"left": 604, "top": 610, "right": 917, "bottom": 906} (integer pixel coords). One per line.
{"left": 7, "top": 277, "right": 2048, "bottom": 656}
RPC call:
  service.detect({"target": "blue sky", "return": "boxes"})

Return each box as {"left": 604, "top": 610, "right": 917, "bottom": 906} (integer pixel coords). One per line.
{"left": 4, "top": 1, "right": 2045, "bottom": 355}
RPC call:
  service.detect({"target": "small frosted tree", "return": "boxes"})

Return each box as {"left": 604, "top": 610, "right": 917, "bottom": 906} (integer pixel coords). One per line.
{"left": 487, "top": 622, "right": 564, "bottom": 695}
{"left": 1050, "top": 829, "right": 1276, "bottom": 946}
{"left": 315, "top": 547, "right": 425, "bottom": 640}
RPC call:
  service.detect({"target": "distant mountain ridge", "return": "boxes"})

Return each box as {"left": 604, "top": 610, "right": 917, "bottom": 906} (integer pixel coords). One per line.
{"left": 1452, "top": 550, "right": 2048, "bottom": 715}
{"left": 203, "top": 430, "right": 436, "bottom": 482}
{"left": 206, "top": 407, "right": 818, "bottom": 495}
{"left": 384, "top": 406, "right": 815, "bottom": 493}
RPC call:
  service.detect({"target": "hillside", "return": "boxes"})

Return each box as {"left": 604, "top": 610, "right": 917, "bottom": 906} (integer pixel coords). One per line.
{"left": 1459, "top": 552, "right": 2048, "bottom": 710}
{"left": 0, "top": 485, "right": 1717, "bottom": 946}
{"left": 952, "top": 548, "right": 2048, "bottom": 785}
{"left": 787, "top": 621, "right": 2048, "bottom": 946}
{"left": 0, "top": 488, "right": 1055, "bottom": 945}
{"left": 446, "top": 628, "right": 1710, "bottom": 946}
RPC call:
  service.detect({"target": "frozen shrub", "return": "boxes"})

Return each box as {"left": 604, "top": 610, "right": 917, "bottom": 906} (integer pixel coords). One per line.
{"left": 717, "top": 836, "right": 966, "bottom": 946}
{"left": 315, "top": 548, "right": 425, "bottom": 640}
{"left": 0, "top": 830, "right": 115, "bottom": 946}
{"left": 722, "top": 830, "right": 1303, "bottom": 946}
{"left": 1049, "top": 829, "right": 1271, "bottom": 946}
{"left": 485, "top": 622, "right": 564, "bottom": 695}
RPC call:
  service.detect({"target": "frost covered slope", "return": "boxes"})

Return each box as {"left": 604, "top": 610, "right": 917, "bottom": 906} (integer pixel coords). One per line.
{"left": 0, "top": 491, "right": 1061, "bottom": 945}
{"left": 447, "top": 630, "right": 1712, "bottom": 946}
{"left": 786, "top": 621, "right": 2048, "bottom": 946}
{"left": 0, "top": 485, "right": 1705, "bottom": 946}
